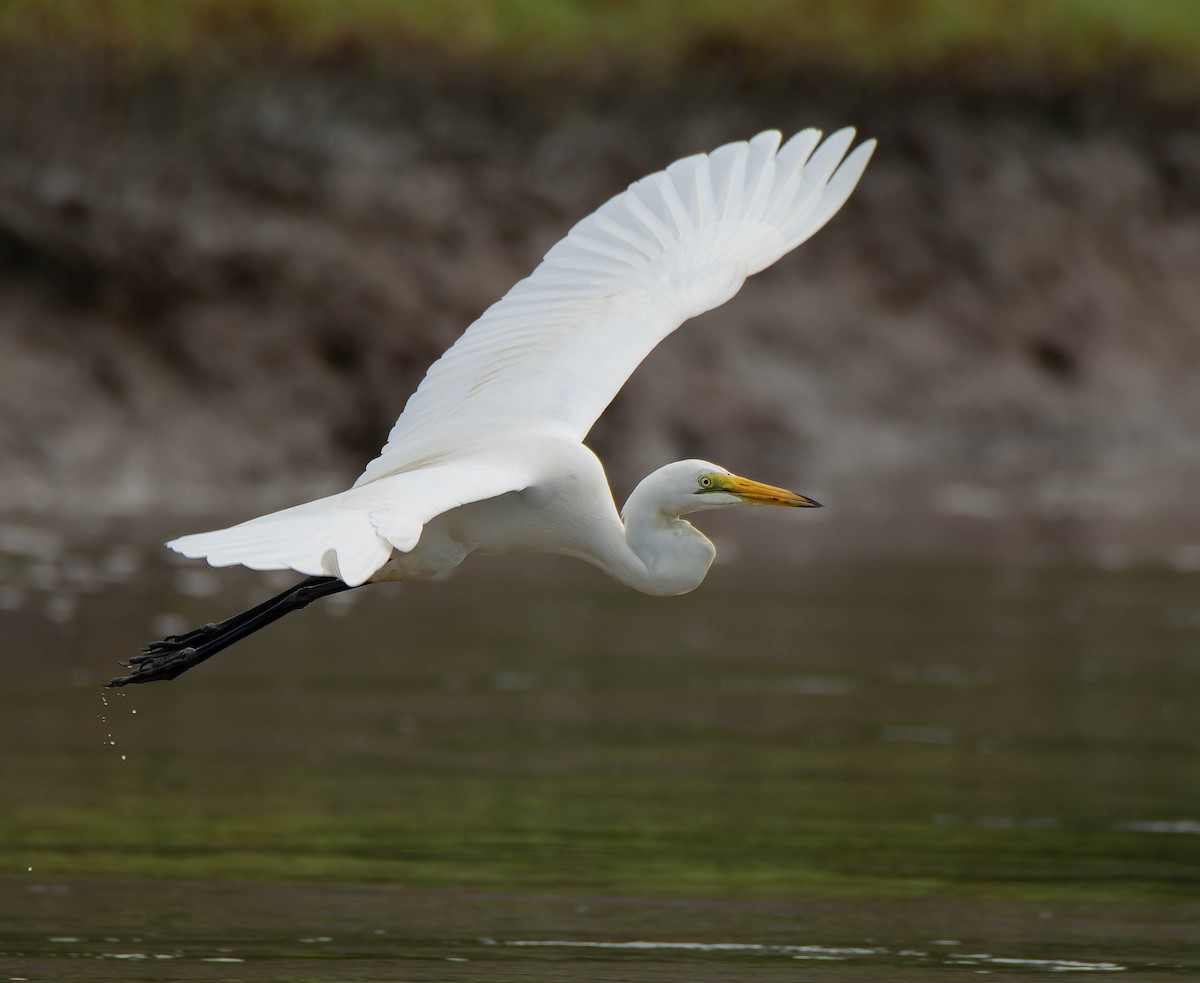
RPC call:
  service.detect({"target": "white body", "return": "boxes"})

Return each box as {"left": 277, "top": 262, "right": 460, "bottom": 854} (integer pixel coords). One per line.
{"left": 169, "top": 129, "right": 875, "bottom": 594}
{"left": 374, "top": 435, "right": 720, "bottom": 596}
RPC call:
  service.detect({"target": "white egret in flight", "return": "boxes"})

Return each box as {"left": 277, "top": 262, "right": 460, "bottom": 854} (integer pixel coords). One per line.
{"left": 109, "top": 128, "right": 874, "bottom": 687}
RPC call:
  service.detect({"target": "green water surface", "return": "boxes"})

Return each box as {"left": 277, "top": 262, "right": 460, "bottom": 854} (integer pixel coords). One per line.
{"left": 2, "top": 530, "right": 1199, "bottom": 979}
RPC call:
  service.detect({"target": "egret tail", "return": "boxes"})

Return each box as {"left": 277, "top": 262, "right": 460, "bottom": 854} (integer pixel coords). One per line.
{"left": 107, "top": 575, "right": 355, "bottom": 686}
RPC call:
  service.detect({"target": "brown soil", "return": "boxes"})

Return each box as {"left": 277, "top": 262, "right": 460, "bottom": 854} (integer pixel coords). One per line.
{"left": 2, "top": 58, "right": 1199, "bottom": 521}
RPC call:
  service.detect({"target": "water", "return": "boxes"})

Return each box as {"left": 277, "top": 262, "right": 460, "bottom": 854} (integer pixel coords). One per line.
{"left": 2, "top": 521, "right": 1200, "bottom": 980}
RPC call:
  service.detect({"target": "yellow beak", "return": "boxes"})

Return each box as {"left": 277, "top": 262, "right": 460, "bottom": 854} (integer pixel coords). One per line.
{"left": 718, "top": 473, "right": 822, "bottom": 508}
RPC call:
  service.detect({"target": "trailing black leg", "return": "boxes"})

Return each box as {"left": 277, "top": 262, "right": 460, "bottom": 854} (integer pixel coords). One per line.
{"left": 137, "top": 576, "right": 338, "bottom": 656}
{"left": 107, "top": 575, "right": 356, "bottom": 687}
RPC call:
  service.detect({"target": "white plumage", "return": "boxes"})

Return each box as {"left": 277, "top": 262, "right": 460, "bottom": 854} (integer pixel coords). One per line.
{"left": 168, "top": 128, "right": 875, "bottom": 590}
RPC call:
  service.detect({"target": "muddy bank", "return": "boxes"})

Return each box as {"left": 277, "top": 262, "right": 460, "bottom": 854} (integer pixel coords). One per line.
{"left": 1, "top": 59, "right": 1199, "bottom": 523}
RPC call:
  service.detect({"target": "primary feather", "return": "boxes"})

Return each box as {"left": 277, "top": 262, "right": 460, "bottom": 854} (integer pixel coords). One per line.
{"left": 169, "top": 128, "right": 875, "bottom": 585}
{"left": 359, "top": 128, "right": 873, "bottom": 481}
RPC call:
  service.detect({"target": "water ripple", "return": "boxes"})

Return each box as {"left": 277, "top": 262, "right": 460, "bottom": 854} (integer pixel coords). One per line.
{"left": 488, "top": 938, "right": 1126, "bottom": 972}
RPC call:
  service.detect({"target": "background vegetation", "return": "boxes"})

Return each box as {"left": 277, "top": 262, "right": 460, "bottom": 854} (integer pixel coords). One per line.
{"left": 3, "top": 0, "right": 1200, "bottom": 89}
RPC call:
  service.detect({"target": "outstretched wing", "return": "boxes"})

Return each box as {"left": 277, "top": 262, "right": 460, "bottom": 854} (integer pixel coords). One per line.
{"left": 170, "top": 129, "right": 874, "bottom": 584}
{"left": 356, "top": 128, "right": 874, "bottom": 485}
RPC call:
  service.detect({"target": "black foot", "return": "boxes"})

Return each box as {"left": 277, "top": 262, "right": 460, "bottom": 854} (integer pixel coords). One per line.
{"left": 107, "top": 575, "right": 357, "bottom": 688}
{"left": 108, "top": 647, "right": 204, "bottom": 686}
{"left": 141, "top": 623, "right": 222, "bottom": 655}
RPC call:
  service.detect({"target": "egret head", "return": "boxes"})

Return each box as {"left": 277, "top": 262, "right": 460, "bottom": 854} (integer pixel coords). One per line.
{"left": 632, "top": 459, "right": 822, "bottom": 518}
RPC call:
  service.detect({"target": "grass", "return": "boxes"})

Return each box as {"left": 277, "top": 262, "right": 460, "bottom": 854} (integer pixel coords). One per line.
{"left": 2, "top": 0, "right": 1200, "bottom": 86}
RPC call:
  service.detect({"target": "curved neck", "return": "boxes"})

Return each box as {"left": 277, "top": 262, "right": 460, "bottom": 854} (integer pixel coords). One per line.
{"left": 577, "top": 481, "right": 716, "bottom": 597}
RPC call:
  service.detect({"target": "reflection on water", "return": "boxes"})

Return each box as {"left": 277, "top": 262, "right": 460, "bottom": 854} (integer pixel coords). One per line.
{"left": 494, "top": 938, "right": 1128, "bottom": 972}
{"left": 1, "top": 516, "right": 1200, "bottom": 980}
{"left": 0, "top": 930, "right": 1137, "bottom": 977}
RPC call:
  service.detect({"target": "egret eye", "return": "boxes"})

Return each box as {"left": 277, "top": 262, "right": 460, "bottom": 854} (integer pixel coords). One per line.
{"left": 699, "top": 476, "right": 713, "bottom": 489}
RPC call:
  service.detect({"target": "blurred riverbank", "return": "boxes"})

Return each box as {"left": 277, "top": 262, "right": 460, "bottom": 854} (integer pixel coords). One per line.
{"left": 2, "top": 49, "right": 1199, "bottom": 531}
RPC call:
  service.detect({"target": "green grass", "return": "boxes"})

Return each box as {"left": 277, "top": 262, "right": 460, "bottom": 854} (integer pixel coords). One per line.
{"left": 3, "top": 0, "right": 1200, "bottom": 85}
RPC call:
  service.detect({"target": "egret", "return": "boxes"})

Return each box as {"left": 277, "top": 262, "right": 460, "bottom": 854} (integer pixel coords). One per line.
{"left": 108, "top": 128, "right": 874, "bottom": 687}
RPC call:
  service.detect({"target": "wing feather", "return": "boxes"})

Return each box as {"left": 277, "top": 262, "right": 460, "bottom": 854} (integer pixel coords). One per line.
{"left": 173, "top": 129, "right": 874, "bottom": 584}
{"left": 168, "top": 461, "right": 532, "bottom": 586}
{"left": 358, "top": 128, "right": 874, "bottom": 485}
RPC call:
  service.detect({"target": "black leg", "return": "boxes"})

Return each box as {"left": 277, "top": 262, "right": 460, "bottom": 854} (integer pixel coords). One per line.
{"left": 141, "top": 576, "right": 343, "bottom": 654}
{"left": 107, "top": 576, "right": 356, "bottom": 687}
